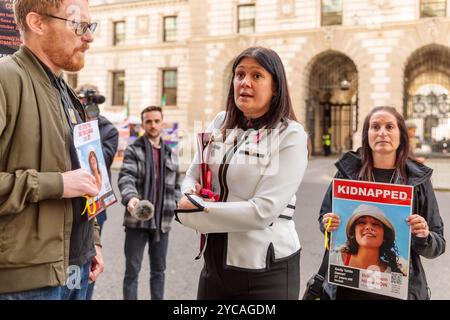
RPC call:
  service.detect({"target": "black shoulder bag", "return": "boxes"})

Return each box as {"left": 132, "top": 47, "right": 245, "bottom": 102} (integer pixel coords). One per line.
{"left": 302, "top": 250, "right": 330, "bottom": 300}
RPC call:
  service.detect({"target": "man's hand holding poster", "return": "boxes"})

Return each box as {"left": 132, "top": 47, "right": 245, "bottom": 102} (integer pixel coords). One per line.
{"left": 329, "top": 179, "right": 413, "bottom": 300}
{"left": 74, "top": 120, "right": 117, "bottom": 220}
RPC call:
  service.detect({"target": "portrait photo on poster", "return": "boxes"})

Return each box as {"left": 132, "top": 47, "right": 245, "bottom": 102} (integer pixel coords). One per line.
{"left": 74, "top": 120, "right": 117, "bottom": 220}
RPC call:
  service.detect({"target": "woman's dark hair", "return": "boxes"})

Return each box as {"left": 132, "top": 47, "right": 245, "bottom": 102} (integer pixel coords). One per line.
{"left": 89, "top": 151, "right": 101, "bottom": 175}
{"left": 222, "top": 47, "right": 297, "bottom": 130}
{"left": 358, "top": 106, "right": 410, "bottom": 181}
{"left": 343, "top": 218, "right": 405, "bottom": 275}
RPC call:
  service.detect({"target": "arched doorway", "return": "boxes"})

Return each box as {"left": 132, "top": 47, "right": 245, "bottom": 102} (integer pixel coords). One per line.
{"left": 306, "top": 51, "right": 359, "bottom": 155}
{"left": 404, "top": 44, "right": 450, "bottom": 156}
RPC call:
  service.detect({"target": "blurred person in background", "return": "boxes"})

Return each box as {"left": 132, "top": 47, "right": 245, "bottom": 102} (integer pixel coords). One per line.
{"left": 76, "top": 85, "right": 119, "bottom": 299}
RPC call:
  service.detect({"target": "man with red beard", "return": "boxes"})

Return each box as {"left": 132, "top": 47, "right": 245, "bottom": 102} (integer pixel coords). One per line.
{"left": 0, "top": 0, "right": 104, "bottom": 299}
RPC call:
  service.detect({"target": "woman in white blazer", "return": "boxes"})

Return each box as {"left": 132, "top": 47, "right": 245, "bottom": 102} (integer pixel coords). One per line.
{"left": 176, "top": 47, "right": 308, "bottom": 299}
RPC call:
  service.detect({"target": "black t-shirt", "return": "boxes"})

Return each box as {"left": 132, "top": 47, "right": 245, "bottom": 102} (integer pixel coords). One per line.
{"left": 37, "top": 57, "right": 95, "bottom": 267}
{"left": 372, "top": 168, "right": 396, "bottom": 184}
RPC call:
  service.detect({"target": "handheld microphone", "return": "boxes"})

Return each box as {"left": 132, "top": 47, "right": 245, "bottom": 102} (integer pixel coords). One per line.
{"left": 130, "top": 200, "right": 155, "bottom": 221}
{"left": 92, "top": 95, "right": 106, "bottom": 104}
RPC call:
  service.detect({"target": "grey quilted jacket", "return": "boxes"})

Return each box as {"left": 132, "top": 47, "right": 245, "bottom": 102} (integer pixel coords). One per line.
{"left": 118, "top": 135, "right": 181, "bottom": 231}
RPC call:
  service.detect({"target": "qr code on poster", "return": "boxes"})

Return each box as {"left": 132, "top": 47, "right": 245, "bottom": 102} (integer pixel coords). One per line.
{"left": 391, "top": 272, "right": 403, "bottom": 285}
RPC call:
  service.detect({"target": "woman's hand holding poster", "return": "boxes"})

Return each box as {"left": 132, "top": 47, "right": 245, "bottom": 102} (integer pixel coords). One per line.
{"left": 329, "top": 179, "right": 413, "bottom": 300}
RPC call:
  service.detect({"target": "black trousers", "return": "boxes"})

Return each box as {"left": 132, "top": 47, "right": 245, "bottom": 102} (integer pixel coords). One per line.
{"left": 197, "top": 233, "right": 300, "bottom": 300}
{"left": 123, "top": 228, "right": 169, "bottom": 300}
{"left": 323, "top": 145, "right": 331, "bottom": 156}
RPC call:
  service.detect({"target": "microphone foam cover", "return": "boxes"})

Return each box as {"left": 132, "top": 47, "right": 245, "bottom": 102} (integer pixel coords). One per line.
{"left": 131, "top": 200, "right": 154, "bottom": 221}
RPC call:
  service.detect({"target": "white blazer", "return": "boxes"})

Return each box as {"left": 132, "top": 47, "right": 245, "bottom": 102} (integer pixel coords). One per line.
{"left": 177, "top": 112, "right": 308, "bottom": 270}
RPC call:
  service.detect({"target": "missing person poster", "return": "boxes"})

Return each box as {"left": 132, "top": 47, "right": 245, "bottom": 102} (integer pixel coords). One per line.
{"left": 74, "top": 120, "right": 117, "bottom": 220}
{"left": 0, "top": 0, "right": 21, "bottom": 57}
{"left": 329, "top": 179, "right": 413, "bottom": 300}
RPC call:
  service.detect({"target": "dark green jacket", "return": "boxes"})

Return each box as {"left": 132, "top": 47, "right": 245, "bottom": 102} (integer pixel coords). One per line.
{"left": 0, "top": 46, "right": 101, "bottom": 294}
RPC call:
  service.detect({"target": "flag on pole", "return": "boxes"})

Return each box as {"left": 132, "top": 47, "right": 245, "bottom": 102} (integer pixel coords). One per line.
{"left": 125, "top": 97, "right": 130, "bottom": 118}
{"left": 160, "top": 94, "right": 167, "bottom": 107}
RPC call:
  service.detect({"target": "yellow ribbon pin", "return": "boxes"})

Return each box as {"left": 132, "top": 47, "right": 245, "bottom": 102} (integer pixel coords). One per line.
{"left": 324, "top": 217, "right": 332, "bottom": 251}
{"left": 81, "top": 195, "right": 97, "bottom": 217}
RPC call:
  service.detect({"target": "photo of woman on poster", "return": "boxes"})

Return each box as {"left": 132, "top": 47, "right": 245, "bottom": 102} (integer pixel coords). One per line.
{"left": 331, "top": 204, "right": 406, "bottom": 275}
{"left": 88, "top": 148, "right": 103, "bottom": 193}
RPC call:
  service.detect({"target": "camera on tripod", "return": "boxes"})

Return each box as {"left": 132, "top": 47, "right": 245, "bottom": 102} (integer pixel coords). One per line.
{"left": 78, "top": 88, "right": 106, "bottom": 119}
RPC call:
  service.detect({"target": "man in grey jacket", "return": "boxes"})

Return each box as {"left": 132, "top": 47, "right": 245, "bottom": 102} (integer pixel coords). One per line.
{"left": 118, "top": 106, "right": 181, "bottom": 300}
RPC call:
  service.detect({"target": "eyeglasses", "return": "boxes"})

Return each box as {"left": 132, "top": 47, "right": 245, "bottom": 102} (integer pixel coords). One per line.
{"left": 44, "top": 14, "right": 98, "bottom": 36}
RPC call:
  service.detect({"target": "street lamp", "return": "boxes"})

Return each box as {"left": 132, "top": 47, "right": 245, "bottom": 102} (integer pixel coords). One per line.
{"left": 339, "top": 78, "right": 351, "bottom": 90}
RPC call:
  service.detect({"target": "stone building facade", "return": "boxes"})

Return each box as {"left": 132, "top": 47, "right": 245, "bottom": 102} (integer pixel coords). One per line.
{"left": 78, "top": 0, "right": 450, "bottom": 156}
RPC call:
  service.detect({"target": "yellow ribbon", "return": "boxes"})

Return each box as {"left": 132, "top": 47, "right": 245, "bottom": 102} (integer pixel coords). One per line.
{"left": 324, "top": 217, "right": 332, "bottom": 251}
{"left": 81, "top": 195, "right": 97, "bottom": 217}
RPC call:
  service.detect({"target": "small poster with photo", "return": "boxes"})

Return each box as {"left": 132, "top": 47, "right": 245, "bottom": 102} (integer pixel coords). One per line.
{"left": 74, "top": 120, "right": 117, "bottom": 220}
{"left": 0, "top": 0, "right": 21, "bottom": 57}
{"left": 329, "top": 179, "right": 413, "bottom": 300}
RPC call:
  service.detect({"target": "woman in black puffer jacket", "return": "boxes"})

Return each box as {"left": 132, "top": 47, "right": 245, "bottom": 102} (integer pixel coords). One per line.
{"left": 318, "top": 106, "right": 445, "bottom": 300}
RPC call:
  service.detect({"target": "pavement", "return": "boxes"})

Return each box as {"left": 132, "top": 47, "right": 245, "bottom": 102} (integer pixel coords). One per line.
{"left": 425, "top": 158, "right": 450, "bottom": 190}
{"left": 95, "top": 156, "right": 450, "bottom": 300}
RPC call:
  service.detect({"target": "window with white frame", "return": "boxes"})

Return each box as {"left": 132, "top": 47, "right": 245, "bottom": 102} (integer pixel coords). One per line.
{"left": 112, "top": 71, "right": 125, "bottom": 106}
{"left": 162, "top": 69, "right": 177, "bottom": 106}
{"left": 321, "top": 0, "right": 342, "bottom": 26}
{"left": 163, "top": 16, "right": 177, "bottom": 42}
{"left": 420, "top": 0, "right": 447, "bottom": 18}
{"left": 238, "top": 4, "right": 255, "bottom": 34}
{"left": 113, "top": 21, "right": 126, "bottom": 46}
